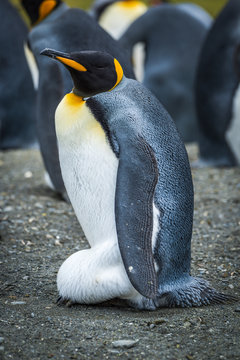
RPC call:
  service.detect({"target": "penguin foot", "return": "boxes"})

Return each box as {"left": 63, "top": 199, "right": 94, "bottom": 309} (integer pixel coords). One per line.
{"left": 155, "top": 277, "right": 238, "bottom": 308}
{"left": 56, "top": 296, "right": 74, "bottom": 307}
{"left": 126, "top": 297, "right": 157, "bottom": 311}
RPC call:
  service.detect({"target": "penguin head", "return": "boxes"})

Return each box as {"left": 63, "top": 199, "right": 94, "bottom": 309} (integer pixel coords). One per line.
{"left": 21, "top": 0, "right": 62, "bottom": 25}
{"left": 40, "top": 49, "right": 124, "bottom": 98}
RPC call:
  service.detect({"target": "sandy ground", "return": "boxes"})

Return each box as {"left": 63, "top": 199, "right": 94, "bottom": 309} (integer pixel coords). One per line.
{"left": 0, "top": 144, "right": 239, "bottom": 360}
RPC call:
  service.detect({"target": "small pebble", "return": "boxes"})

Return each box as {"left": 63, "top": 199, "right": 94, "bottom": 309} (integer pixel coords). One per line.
{"left": 24, "top": 171, "right": 33, "bottom": 178}
{"left": 234, "top": 307, "right": 240, "bottom": 313}
{"left": 11, "top": 301, "right": 26, "bottom": 305}
{"left": 34, "top": 202, "right": 43, "bottom": 209}
{"left": 154, "top": 318, "right": 168, "bottom": 325}
{"left": 147, "top": 318, "right": 168, "bottom": 326}
{"left": 112, "top": 339, "right": 138, "bottom": 349}
{"left": 0, "top": 337, "right": 4, "bottom": 344}
{"left": 0, "top": 346, "right": 4, "bottom": 352}
{"left": 198, "top": 268, "right": 206, "bottom": 274}
{"left": 4, "top": 206, "right": 13, "bottom": 212}
{"left": 108, "top": 349, "right": 120, "bottom": 354}
{"left": 54, "top": 239, "right": 62, "bottom": 247}
{"left": 85, "top": 335, "right": 92, "bottom": 340}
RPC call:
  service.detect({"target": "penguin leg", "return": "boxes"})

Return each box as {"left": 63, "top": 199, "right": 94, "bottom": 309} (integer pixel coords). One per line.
{"left": 57, "top": 242, "right": 138, "bottom": 305}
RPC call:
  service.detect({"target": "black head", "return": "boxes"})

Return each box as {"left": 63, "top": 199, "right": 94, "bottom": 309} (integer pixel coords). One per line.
{"left": 21, "top": 0, "right": 62, "bottom": 25}
{"left": 40, "top": 49, "right": 124, "bottom": 98}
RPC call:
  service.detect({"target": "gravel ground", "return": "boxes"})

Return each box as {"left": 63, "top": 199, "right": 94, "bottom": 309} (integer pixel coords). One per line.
{"left": 0, "top": 144, "right": 239, "bottom": 360}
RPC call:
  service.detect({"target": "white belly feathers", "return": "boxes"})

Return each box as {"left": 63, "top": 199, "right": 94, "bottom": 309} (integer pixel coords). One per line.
{"left": 55, "top": 92, "right": 119, "bottom": 247}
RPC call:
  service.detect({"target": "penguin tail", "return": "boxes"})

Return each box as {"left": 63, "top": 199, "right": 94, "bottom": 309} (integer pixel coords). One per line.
{"left": 155, "top": 277, "right": 238, "bottom": 308}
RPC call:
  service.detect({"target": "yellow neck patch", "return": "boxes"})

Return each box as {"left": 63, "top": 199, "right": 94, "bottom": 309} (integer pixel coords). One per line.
{"left": 120, "top": 1, "right": 145, "bottom": 9}
{"left": 55, "top": 93, "right": 85, "bottom": 134}
{"left": 56, "top": 57, "right": 87, "bottom": 72}
{"left": 55, "top": 92, "right": 106, "bottom": 139}
{"left": 37, "top": 0, "right": 57, "bottom": 23}
{"left": 63, "top": 92, "right": 85, "bottom": 106}
{"left": 110, "top": 59, "right": 123, "bottom": 91}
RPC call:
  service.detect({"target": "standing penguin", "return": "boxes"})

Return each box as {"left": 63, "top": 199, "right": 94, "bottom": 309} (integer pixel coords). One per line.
{"left": 21, "top": 0, "right": 135, "bottom": 197}
{"left": 195, "top": 0, "right": 240, "bottom": 167}
{"left": 0, "top": 0, "right": 37, "bottom": 149}
{"left": 41, "top": 48, "right": 232, "bottom": 309}
{"left": 119, "top": 4, "right": 212, "bottom": 142}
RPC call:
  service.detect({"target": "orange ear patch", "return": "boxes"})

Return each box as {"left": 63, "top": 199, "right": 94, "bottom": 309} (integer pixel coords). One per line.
{"left": 38, "top": 0, "right": 57, "bottom": 23}
{"left": 110, "top": 59, "right": 123, "bottom": 91}
{"left": 56, "top": 57, "right": 87, "bottom": 72}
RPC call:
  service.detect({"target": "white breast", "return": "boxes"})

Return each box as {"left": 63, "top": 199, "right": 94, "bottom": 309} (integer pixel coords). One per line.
{"left": 99, "top": 1, "right": 147, "bottom": 39}
{"left": 55, "top": 94, "right": 119, "bottom": 248}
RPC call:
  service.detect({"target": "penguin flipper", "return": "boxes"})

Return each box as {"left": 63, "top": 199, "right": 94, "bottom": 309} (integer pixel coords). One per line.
{"left": 115, "top": 135, "right": 158, "bottom": 299}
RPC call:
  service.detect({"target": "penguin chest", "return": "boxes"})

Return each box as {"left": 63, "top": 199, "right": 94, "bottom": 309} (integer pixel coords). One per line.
{"left": 99, "top": 1, "right": 147, "bottom": 39}
{"left": 55, "top": 94, "right": 119, "bottom": 247}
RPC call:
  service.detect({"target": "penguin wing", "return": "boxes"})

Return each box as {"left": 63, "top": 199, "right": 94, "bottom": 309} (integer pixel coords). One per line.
{"left": 115, "top": 135, "right": 158, "bottom": 299}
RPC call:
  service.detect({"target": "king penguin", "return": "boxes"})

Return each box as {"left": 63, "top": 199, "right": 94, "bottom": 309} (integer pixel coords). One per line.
{"left": 195, "top": 0, "right": 240, "bottom": 167}
{"left": 119, "top": 4, "right": 212, "bottom": 142}
{"left": 0, "top": 0, "right": 37, "bottom": 149}
{"left": 21, "top": 0, "right": 135, "bottom": 197}
{"left": 41, "top": 48, "right": 233, "bottom": 309}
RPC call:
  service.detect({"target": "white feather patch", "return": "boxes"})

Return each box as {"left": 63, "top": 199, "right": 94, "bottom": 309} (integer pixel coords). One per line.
{"left": 226, "top": 83, "right": 240, "bottom": 164}
{"left": 23, "top": 42, "right": 39, "bottom": 90}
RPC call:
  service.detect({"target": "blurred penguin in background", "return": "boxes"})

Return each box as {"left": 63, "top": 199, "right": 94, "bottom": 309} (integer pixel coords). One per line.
{"left": 0, "top": 0, "right": 37, "bottom": 150}
{"left": 119, "top": 3, "right": 212, "bottom": 142}
{"left": 90, "top": 0, "right": 147, "bottom": 39}
{"left": 21, "top": 0, "right": 135, "bottom": 199}
{"left": 90, "top": 0, "right": 147, "bottom": 80}
{"left": 195, "top": 0, "right": 240, "bottom": 167}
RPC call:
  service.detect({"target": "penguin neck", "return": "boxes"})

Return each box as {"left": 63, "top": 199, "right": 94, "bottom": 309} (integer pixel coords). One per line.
{"left": 73, "top": 88, "right": 85, "bottom": 101}
{"left": 70, "top": 76, "right": 127, "bottom": 104}
{"left": 68, "top": 91, "right": 85, "bottom": 105}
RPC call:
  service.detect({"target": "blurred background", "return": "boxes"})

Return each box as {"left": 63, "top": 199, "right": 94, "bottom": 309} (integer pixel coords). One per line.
{"left": 10, "top": 0, "right": 229, "bottom": 25}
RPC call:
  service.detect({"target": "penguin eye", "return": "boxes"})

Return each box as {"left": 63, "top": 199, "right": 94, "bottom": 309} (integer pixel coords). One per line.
{"left": 96, "top": 65, "right": 105, "bottom": 69}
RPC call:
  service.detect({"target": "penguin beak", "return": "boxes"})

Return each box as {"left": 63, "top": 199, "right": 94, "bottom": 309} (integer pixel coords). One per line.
{"left": 40, "top": 48, "right": 87, "bottom": 72}
{"left": 40, "top": 48, "right": 70, "bottom": 59}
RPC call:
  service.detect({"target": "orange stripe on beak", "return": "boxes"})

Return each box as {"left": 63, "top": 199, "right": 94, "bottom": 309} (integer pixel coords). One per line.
{"left": 56, "top": 57, "right": 87, "bottom": 72}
